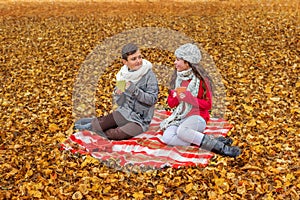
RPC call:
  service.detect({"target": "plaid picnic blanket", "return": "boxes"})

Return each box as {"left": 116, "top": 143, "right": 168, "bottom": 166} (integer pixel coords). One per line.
{"left": 60, "top": 110, "right": 233, "bottom": 170}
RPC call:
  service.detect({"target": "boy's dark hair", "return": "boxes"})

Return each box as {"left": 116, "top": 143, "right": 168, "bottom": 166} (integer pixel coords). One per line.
{"left": 121, "top": 43, "right": 139, "bottom": 60}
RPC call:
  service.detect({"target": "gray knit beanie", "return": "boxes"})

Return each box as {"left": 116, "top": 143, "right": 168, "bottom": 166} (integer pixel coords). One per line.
{"left": 175, "top": 43, "right": 202, "bottom": 64}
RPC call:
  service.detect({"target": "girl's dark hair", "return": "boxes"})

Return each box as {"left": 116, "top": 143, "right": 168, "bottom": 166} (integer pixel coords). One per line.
{"left": 169, "top": 61, "right": 214, "bottom": 98}
{"left": 121, "top": 43, "right": 139, "bottom": 60}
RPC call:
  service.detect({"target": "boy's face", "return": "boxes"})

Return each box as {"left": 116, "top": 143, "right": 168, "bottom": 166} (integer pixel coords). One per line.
{"left": 123, "top": 50, "right": 143, "bottom": 71}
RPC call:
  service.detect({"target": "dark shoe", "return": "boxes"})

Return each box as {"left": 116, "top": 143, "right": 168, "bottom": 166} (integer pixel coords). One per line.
{"left": 215, "top": 136, "right": 233, "bottom": 146}
{"left": 201, "top": 135, "right": 241, "bottom": 158}
{"left": 212, "top": 144, "right": 241, "bottom": 158}
{"left": 74, "top": 118, "right": 94, "bottom": 131}
{"left": 74, "top": 123, "right": 92, "bottom": 131}
{"left": 75, "top": 118, "right": 94, "bottom": 125}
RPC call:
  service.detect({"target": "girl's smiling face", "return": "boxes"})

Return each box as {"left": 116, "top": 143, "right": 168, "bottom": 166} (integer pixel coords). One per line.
{"left": 175, "top": 58, "right": 190, "bottom": 72}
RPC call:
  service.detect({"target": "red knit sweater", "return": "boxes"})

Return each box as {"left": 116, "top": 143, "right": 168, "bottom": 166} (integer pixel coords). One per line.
{"left": 167, "top": 79, "right": 212, "bottom": 122}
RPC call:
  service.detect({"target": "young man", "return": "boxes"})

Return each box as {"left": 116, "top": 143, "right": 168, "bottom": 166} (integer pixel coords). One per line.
{"left": 75, "top": 43, "right": 159, "bottom": 140}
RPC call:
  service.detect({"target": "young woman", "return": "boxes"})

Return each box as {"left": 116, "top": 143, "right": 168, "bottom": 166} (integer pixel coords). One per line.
{"left": 75, "top": 43, "right": 159, "bottom": 140}
{"left": 160, "top": 43, "right": 241, "bottom": 157}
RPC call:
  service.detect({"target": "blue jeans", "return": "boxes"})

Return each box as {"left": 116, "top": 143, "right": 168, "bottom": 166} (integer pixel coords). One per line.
{"left": 162, "top": 115, "right": 206, "bottom": 146}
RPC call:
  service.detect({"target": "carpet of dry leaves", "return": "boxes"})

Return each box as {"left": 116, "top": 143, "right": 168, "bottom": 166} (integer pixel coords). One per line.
{"left": 0, "top": 0, "right": 299, "bottom": 199}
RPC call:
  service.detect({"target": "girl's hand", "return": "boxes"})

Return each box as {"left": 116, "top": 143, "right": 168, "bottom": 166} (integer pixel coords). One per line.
{"left": 178, "top": 92, "right": 186, "bottom": 99}
{"left": 171, "top": 90, "right": 185, "bottom": 100}
{"left": 175, "top": 87, "right": 187, "bottom": 100}
{"left": 172, "top": 91, "right": 177, "bottom": 98}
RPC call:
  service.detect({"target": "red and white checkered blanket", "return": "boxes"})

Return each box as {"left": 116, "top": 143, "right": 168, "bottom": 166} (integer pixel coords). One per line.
{"left": 60, "top": 110, "right": 233, "bottom": 169}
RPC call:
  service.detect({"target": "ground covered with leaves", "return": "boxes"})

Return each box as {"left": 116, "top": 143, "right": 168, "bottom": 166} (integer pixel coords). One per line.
{"left": 0, "top": 0, "right": 299, "bottom": 199}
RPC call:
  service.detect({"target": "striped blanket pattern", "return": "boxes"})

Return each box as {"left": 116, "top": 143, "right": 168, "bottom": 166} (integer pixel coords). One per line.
{"left": 60, "top": 110, "right": 233, "bottom": 169}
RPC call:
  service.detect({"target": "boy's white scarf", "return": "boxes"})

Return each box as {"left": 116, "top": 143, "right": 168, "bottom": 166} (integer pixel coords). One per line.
{"left": 160, "top": 68, "right": 200, "bottom": 130}
{"left": 116, "top": 59, "right": 152, "bottom": 84}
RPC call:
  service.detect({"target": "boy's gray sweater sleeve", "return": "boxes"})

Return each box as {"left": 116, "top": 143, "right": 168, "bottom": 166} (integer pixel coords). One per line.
{"left": 126, "top": 70, "right": 158, "bottom": 106}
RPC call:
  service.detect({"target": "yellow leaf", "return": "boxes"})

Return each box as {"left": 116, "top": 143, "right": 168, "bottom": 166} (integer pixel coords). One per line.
{"left": 43, "top": 169, "right": 52, "bottom": 175}
{"left": 270, "top": 97, "right": 280, "bottom": 101}
{"left": 265, "top": 86, "right": 272, "bottom": 93}
{"left": 185, "top": 183, "right": 194, "bottom": 193}
{"left": 29, "top": 190, "right": 42, "bottom": 198}
{"left": 81, "top": 156, "right": 98, "bottom": 168}
{"left": 79, "top": 184, "right": 88, "bottom": 195}
{"left": 274, "top": 179, "right": 282, "bottom": 188}
{"left": 253, "top": 145, "right": 264, "bottom": 153}
{"left": 214, "top": 178, "right": 229, "bottom": 191}
{"left": 296, "top": 82, "right": 300, "bottom": 88}
{"left": 285, "top": 173, "right": 295, "bottom": 181}
{"left": 6, "top": 168, "right": 18, "bottom": 179}
{"left": 14, "top": 144, "right": 22, "bottom": 149}
{"left": 65, "top": 124, "right": 74, "bottom": 136}
{"left": 25, "top": 170, "right": 33, "bottom": 179}
{"left": 241, "top": 164, "right": 263, "bottom": 171}
{"left": 103, "top": 186, "right": 111, "bottom": 193}
{"left": 208, "top": 191, "right": 217, "bottom": 199}
{"left": 172, "top": 176, "right": 182, "bottom": 186}
{"left": 227, "top": 172, "right": 235, "bottom": 179}
{"left": 49, "top": 123, "right": 59, "bottom": 132}
{"left": 291, "top": 108, "right": 300, "bottom": 114}
{"left": 24, "top": 91, "right": 31, "bottom": 96}
{"left": 267, "top": 167, "right": 281, "bottom": 174}
{"left": 72, "top": 191, "right": 83, "bottom": 200}
{"left": 285, "top": 127, "right": 296, "bottom": 133}
{"left": 237, "top": 185, "right": 246, "bottom": 195}
{"left": 156, "top": 184, "right": 164, "bottom": 194}
{"left": 247, "top": 118, "right": 257, "bottom": 127}
{"left": 2, "top": 99, "right": 9, "bottom": 106}
{"left": 91, "top": 184, "right": 99, "bottom": 190}
{"left": 239, "top": 78, "right": 249, "bottom": 83}
{"left": 242, "top": 104, "right": 253, "bottom": 112}
{"left": 132, "top": 191, "right": 145, "bottom": 199}
{"left": 165, "top": 191, "right": 173, "bottom": 197}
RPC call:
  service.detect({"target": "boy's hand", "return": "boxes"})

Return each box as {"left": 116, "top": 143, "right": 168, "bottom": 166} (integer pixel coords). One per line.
{"left": 125, "top": 81, "right": 131, "bottom": 89}
{"left": 115, "top": 89, "right": 123, "bottom": 95}
{"left": 116, "top": 81, "right": 131, "bottom": 94}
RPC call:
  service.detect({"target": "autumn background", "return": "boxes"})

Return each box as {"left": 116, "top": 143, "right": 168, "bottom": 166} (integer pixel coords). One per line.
{"left": 0, "top": 0, "right": 299, "bottom": 199}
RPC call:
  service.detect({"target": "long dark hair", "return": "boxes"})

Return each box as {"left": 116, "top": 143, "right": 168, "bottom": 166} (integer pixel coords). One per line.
{"left": 169, "top": 61, "right": 214, "bottom": 99}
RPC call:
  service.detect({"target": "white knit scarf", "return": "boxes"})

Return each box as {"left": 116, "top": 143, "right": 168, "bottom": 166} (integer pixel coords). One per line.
{"left": 116, "top": 59, "right": 152, "bottom": 84}
{"left": 160, "top": 68, "right": 200, "bottom": 130}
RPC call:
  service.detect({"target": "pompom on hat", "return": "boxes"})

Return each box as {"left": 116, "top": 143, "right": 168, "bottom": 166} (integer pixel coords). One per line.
{"left": 175, "top": 43, "right": 202, "bottom": 64}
